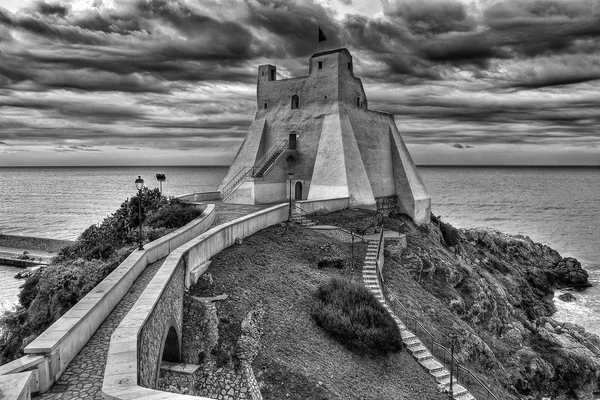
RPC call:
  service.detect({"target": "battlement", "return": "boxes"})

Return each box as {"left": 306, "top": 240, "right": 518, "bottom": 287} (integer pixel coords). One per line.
{"left": 256, "top": 47, "right": 366, "bottom": 112}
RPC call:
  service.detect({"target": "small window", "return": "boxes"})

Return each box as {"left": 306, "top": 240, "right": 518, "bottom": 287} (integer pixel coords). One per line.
{"left": 324, "top": 95, "right": 327, "bottom": 99}
{"left": 264, "top": 102, "right": 268, "bottom": 109}
{"left": 291, "top": 95, "right": 299, "bottom": 109}
{"left": 356, "top": 97, "right": 360, "bottom": 107}
{"left": 262, "top": 71, "right": 265, "bottom": 76}
{"left": 318, "top": 61, "right": 323, "bottom": 69}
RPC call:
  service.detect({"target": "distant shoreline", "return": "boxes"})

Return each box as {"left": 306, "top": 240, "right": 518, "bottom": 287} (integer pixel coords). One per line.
{"left": 0, "top": 234, "right": 73, "bottom": 254}
{"left": 0, "top": 164, "right": 597, "bottom": 169}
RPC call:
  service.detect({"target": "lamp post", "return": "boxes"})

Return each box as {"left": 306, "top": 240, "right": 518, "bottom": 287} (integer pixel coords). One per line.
{"left": 287, "top": 170, "right": 294, "bottom": 222}
{"left": 135, "top": 176, "right": 144, "bottom": 250}
{"left": 449, "top": 333, "right": 457, "bottom": 399}
{"left": 156, "top": 173, "right": 166, "bottom": 194}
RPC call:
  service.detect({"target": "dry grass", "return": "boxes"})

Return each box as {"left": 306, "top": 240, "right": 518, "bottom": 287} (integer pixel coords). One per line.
{"left": 189, "top": 220, "right": 447, "bottom": 400}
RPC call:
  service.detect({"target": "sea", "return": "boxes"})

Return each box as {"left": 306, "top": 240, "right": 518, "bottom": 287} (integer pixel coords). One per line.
{"left": 0, "top": 166, "right": 599, "bottom": 334}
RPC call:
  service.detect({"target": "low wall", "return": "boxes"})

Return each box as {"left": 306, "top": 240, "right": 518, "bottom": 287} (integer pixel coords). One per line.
{"left": 10, "top": 205, "right": 216, "bottom": 394}
{"left": 177, "top": 192, "right": 222, "bottom": 202}
{"left": 296, "top": 197, "right": 349, "bottom": 215}
{"left": 103, "top": 197, "right": 350, "bottom": 400}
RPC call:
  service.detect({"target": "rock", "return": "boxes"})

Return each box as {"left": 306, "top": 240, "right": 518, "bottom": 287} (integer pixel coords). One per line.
{"left": 552, "top": 257, "right": 591, "bottom": 288}
{"left": 558, "top": 293, "right": 576, "bottom": 302}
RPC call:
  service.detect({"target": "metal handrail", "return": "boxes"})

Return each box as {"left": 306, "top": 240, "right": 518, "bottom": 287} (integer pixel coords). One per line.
{"left": 290, "top": 204, "right": 310, "bottom": 218}
{"left": 222, "top": 166, "right": 251, "bottom": 200}
{"left": 251, "top": 139, "right": 288, "bottom": 177}
{"left": 383, "top": 284, "right": 500, "bottom": 400}
{"left": 375, "top": 226, "right": 385, "bottom": 283}
{"left": 222, "top": 140, "right": 289, "bottom": 200}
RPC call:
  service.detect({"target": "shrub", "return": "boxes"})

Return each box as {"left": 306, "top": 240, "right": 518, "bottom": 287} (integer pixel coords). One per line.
{"left": 145, "top": 201, "right": 203, "bottom": 229}
{"left": 312, "top": 277, "right": 402, "bottom": 354}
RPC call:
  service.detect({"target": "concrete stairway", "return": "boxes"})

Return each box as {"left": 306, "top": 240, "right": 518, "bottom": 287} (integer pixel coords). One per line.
{"left": 290, "top": 211, "right": 317, "bottom": 227}
{"left": 361, "top": 239, "right": 476, "bottom": 400}
{"left": 251, "top": 148, "right": 286, "bottom": 178}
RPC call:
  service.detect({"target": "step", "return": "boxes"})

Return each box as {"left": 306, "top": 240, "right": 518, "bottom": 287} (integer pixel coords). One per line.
{"left": 415, "top": 352, "right": 433, "bottom": 362}
{"left": 447, "top": 384, "right": 468, "bottom": 397}
{"left": 408, "top": 344, "right": 428, "bottom": 355}
{"left": 437, "top": 375, "right": 457, "bottom": 386}
{"left": 431, "top": 369, "right": 450, "bottom": 380}
{"left": 404, "top": 337, "right": 421, "bottom": 347}
{"left": 419, "top": 358, "right": 444, "bottom": 372}
{"left": 454, "top": 392, "right": 475, "bottom": 400}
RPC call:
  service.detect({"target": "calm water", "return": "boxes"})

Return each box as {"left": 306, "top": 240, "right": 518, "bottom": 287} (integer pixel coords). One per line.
{"left": 1, "top": 166, "right": 599, "bottom": 333}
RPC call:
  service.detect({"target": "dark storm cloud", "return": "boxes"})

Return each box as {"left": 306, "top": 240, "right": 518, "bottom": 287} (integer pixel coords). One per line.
{"left": 1, "top": 0, "right": 600, "bottom": 158}
{"left": 245, "top": 0, "right": 340, "bottom": 56}
{"left": 36, "top": 2, "right": 69, "bottom": 17}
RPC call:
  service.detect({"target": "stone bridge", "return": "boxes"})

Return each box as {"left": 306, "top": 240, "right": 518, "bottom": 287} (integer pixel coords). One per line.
{"left": 0, "top": 197, "right": 350, "bottom": 400}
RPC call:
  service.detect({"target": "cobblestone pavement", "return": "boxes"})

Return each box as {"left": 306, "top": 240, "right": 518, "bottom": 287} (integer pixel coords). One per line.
{"left": 36, "top": 258, "right": 165, "bottom": 400}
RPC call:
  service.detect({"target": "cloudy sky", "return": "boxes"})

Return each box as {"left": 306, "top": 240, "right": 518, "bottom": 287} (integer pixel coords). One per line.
{"left": 0, "top": 0, "right": 599, "bottom": 166}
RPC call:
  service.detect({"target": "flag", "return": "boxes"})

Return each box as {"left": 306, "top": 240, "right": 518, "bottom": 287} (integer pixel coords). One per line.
{"left": 318, "top": 26, "right": 327, "bottom": 43}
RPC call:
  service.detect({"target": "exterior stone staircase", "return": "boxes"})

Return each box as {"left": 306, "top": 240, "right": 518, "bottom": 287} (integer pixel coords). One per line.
{"left": 251, "top": 148, "right": 285, "bottom": 178}
{"left": 290, "top": 211, "right": 316, "bottom": 227}
{"left": 361, "top": 239, "right": 476, "bottom": 400}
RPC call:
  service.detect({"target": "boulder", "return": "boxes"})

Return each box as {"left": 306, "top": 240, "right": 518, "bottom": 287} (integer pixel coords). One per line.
{"left": 558, "top": 293, "right": 576, "bottom": 302}
{"left": 552, "top": 258, "right": 591, "bottom": 289}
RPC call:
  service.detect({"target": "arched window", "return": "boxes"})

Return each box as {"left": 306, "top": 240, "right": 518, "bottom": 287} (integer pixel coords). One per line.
{"left": 291, "top": 95, "right": 299, "bottom": 109}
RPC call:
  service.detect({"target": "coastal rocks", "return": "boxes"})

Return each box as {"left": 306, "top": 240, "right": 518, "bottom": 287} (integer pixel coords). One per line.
{"left": 396, "top": 216, "right": 600, "bottom": 399}
{"left": 558, "top": 293, "right": 576, "bottom": 302}
{"left": 552, "top": 257, "right": 591, "bottom": 289}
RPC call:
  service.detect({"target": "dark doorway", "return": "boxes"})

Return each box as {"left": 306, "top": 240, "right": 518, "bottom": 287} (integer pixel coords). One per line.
{"left": 270, "top": 69, "right": 276, "bottom": 81}
{"left": 291, "top": 95, "right": 299, "bottom": 109}
{"left": 295, "top": 181, "right": 303, "bottom": 200}
{"left": 289, "top": 134, "right": 297, "bottom": 150}
{"left": 162, "top": 327, "right": 180, "bottom": 363}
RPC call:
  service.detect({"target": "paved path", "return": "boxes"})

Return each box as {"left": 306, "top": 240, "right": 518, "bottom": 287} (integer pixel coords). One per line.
{"left": 34, "top": 203, "right": 272, "bottom": 399}
{"left": 35, "top": 258, "right": 165, "bottom": 399}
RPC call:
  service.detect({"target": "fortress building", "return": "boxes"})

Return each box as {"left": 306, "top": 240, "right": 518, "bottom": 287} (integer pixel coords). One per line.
{"left": 218, "top": 48, "right": 431, "bottom": 225}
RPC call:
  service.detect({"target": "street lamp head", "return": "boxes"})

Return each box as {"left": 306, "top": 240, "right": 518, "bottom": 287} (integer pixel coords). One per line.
{"left": 135, "top": 176, "right": 144, "bottom": 191}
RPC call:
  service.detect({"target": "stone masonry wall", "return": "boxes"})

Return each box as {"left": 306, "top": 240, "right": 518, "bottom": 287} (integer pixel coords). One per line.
{"left": 182, "top": 294, "right": 219, "bottom": 365}
{"left": 138, "top": 260, "right": 185, "bottom": 389}
{"left": 161, "top": 301, "right": 264, "bottom": 400}
{"left": 158, "top": 361, "right": 261, "bottom": 400}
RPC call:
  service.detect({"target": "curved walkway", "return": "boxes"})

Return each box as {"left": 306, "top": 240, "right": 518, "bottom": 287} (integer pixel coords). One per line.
{"left": 37, "top": 257, "right": 165, "bottom": 399}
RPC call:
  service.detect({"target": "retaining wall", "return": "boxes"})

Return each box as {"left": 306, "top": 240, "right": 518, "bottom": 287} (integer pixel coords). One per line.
{"left": 103, "top": 197, "right": 349, "bottom": 400}
{"left": 0, "top": 205, "right": 216, "bottom": 396}
{"left": 178, "top": 192, "right": 222, "bottom": 202}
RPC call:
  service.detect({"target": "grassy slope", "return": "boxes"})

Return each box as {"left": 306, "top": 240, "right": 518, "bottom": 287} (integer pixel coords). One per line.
{"left": 190, "top": 223, "right": 447, "bottom": 400}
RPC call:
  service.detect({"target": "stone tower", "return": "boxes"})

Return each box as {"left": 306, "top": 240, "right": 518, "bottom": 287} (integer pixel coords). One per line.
{"left": 218, "top": 48, "right": 431, "bottom": 225}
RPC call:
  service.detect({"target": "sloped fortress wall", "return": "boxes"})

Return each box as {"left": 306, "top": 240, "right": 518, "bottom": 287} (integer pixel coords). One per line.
{"left": 219, "top": 48, "right": 431, "bottom": 225}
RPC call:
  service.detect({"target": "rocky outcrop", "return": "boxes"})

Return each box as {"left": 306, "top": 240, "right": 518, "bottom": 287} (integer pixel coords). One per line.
{"left": 552, "top": 258, "right": 591, "bottom": 289}
{"left": 394, "top": 216, "right": 597, "bottom": 400}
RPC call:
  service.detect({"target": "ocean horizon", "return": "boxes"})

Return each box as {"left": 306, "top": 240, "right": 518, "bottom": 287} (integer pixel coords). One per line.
{"left": 1, "top": 165, "right": 599, "bottom": 334}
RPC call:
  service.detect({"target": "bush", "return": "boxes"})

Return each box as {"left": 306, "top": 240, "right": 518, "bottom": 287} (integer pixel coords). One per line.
{"left": 312, "top": 277, "right": 402, "bottom": 354}
{"left": 145, "top": 201, "right": 203, "bottom": 230}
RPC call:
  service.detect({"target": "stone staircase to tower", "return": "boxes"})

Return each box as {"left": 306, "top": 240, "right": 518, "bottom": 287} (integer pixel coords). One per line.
{"left": 290, "top": 210, "right": 317, "bottom": 227}
{"left": 222, "top": 139, "right": 289, "bottom": 201}
{"left": 361, "top": 238, "right": 477, "bottom": 400}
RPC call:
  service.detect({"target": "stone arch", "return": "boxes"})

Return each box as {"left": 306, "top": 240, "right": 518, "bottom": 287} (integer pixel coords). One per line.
{"left": 155, "top": 316, "right": 181, "bottom": 387}
{"left": 291, "top": 95, "right": 299, "bottom": 109}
